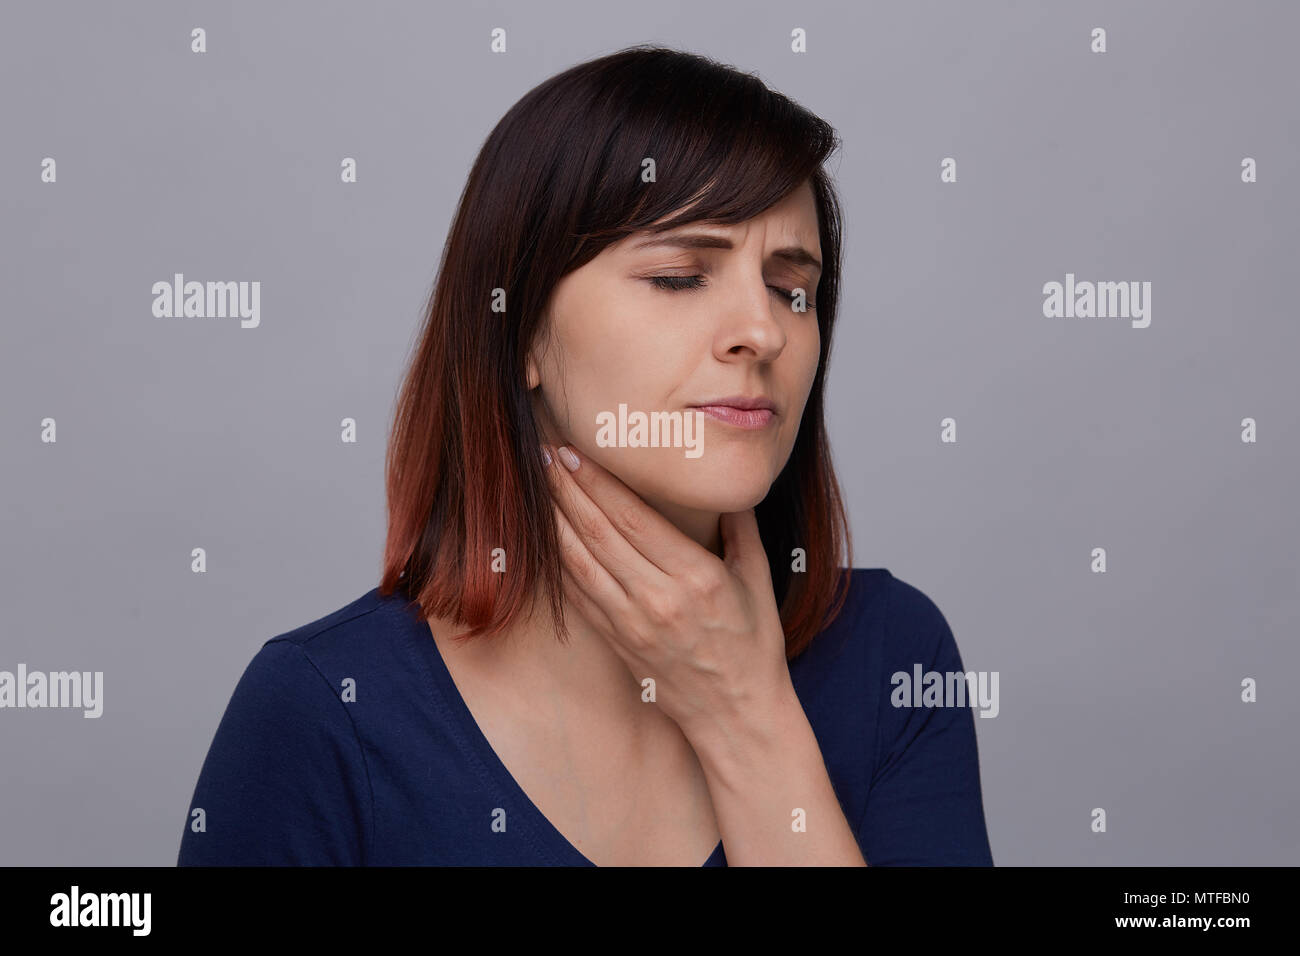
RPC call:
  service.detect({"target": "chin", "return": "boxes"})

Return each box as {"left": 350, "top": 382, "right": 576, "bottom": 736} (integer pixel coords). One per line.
{"left": 672, "top": 486, "right": 771, "bottom": 514}
{"left": 610, "top": 455, "right": 777, "bottom": 515}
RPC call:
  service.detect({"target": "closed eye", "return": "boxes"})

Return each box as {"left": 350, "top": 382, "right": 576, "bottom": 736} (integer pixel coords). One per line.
{"left": 647, "top": 275, "right": 817, "bottom": 309}
{"left": 648, "top": 275, "right": 707, "bottom": 292}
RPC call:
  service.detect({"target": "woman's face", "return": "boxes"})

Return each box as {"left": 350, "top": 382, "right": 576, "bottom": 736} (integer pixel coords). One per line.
{"left": 528, "top": 180, "right": 823, "bottom": 542}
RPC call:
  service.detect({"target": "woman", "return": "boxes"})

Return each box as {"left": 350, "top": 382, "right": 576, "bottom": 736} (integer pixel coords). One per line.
{"left": 177, "top": 44, "right": 994, "bottom": 867}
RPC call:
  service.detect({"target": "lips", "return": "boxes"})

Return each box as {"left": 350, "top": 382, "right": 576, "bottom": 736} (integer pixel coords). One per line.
{"left": 689, "top": 395, "right": 776, "bottom": 412}
{"left": 687, "top": 396, "right": 777, "bottom": 430}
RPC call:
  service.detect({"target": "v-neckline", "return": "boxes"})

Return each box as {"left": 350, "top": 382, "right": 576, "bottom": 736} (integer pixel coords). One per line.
{"left": 414, "top": 608, "right": 725, "bottom": 867}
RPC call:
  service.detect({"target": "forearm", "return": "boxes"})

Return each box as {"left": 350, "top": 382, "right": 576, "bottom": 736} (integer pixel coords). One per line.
{"left": 685, "top": 683, "right": 868, "bottom": 866}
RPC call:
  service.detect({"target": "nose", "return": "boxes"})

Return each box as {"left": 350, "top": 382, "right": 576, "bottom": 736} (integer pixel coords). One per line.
{"left": 713, "top": 272, "right": 787, "bottom": 363}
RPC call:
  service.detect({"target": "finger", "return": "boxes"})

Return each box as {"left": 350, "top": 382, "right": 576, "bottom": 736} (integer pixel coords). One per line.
{"left": 559, "top": 563, "right": 615, "bottom": 635}
{"left": 720, "top": 508, "right": 773, "bottom": 590}
{"left": 545, "top": 443, "right": 674, "bottom": 593}
{"left": 560, "top": 566, "right": 644, "bottom": 680}
{"left": 547, "top": 442, "right": 710, "bottom": 576}
{"left": 551, "top": 499, "right": 629, "bottom": 621}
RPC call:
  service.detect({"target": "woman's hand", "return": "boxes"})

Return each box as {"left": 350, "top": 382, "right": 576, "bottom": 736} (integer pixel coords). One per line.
{"left": 541, "top": 442, "right": 795, "bottom": 743}
{"left": 541, "top": 441, "right": 867, "bottom": 865}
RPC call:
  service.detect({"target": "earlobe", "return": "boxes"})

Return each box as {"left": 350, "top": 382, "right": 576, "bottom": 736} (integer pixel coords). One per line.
{"left": 525, "top": 357, "right": 540, "bottom": 390}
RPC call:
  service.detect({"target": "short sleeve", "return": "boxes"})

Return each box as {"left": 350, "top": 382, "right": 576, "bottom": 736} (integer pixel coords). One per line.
{"left": 177, "top": 639, "right": 371, "bottom": 865}
{"left": 857, "top": 579, "right": 994, "bottom": 866}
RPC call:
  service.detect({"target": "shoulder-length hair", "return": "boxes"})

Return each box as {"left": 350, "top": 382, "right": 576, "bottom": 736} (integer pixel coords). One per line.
{"left": 380, "top": 44, "right": 852, "bottom": 660}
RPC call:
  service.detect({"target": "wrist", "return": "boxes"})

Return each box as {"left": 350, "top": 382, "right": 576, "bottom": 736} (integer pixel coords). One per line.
{"left": 684, "top": 677, "right": 809, "bottom": 793}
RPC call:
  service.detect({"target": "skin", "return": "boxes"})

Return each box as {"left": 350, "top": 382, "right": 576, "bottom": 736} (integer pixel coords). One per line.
{"left": 527, "top": 180, "right": 824, "bottom": 553}
{"left": 427, "top": 180, "right": 867, "bottom": 865}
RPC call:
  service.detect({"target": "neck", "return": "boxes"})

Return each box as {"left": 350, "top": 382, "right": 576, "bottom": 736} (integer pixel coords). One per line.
{"left": 640, "top": 496, "right": 724, "bottom": 556}
{"left": 430, "top": 507, "right": 721, "bottom": 730}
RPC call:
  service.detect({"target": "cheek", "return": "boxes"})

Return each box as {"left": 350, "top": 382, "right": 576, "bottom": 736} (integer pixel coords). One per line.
{"left": 536, "top": 342, "right": 673, "bottom": 449}
{"left": 780, "top": 327, "right": 821, "bottom": 441}
{"left": 548, "top": 293, "right": 667, "bottom": 394}
{"left": 563, "top": 331, "right": 697, "bottom": 415}
{"left": 793, "top": 323, "right": 822, "bottom": 402}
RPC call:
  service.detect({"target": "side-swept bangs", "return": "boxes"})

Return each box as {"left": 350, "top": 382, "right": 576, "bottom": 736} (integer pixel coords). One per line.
{"left": 381, "top": 44, "right": 852, "bottom": 659}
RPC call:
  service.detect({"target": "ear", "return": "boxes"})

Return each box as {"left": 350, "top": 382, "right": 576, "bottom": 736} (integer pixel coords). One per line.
{"left": 525, "top": 354, "right": 540, "bottom": 390}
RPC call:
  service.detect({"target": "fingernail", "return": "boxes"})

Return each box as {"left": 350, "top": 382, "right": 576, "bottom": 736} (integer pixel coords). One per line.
{"left": 541, "top": 445, "right": 552, "bottom": 467}
{"left": 557, "top": 445, "right": 580, "bottom": 471}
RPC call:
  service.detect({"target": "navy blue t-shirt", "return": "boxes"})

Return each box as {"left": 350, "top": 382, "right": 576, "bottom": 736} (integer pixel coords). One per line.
{"left": 177, "top": 568, "right": 994, "bottom": 866}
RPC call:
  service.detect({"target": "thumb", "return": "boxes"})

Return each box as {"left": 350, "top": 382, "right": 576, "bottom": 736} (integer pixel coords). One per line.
{"left": 719, "top": 509, "right": 772, "bottom": 590}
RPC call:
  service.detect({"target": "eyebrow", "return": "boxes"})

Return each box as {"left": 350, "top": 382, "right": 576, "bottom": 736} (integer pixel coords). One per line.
{"left": 629, "top": 232, "right": 822, "bottom": 272}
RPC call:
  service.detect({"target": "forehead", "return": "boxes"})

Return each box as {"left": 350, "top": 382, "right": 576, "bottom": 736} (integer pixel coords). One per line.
{"left": 765, "top": 179, "right": 819, "bottom": 224}
{"left": 624, "top": 184, "right": 822, "bottom": 261}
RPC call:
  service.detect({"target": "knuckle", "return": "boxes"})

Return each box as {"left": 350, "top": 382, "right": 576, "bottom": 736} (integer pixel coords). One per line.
{"left": 624, "top": 623, "right": 652, "bottom": 649}
{"left": 616, "top": 505, "right": 647, "bottom": 539}
{"left": 644, "top": 586, "right": 681, "bottom": 626}
{"left": 687, "top": 566, "right": 725, "bottom": 600}
{"left": 572, "top": 510, "right": 606, "bottom": 546}
{"left": 575, "top": 560, "right": 604, "bottom": 592}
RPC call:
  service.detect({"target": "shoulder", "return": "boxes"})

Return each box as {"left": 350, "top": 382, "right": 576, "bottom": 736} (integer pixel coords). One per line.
{"left": 213, "top": 586, "right": 392, "bottom": 723}
{"left": 833, "top": 572, "right": 993, "bottom": 865}
{"left": 843, "top": 568, "right": 952, "bottom": 633}
{"left": 799, "top": 568, "right": 961, "bottom": 669}
{"left": 872, "top": 570, "right": 962, "bottom": 666}
{"left": 216, "top": 585, "right": 428, "bottom": 733}
{"left": 791, "top": 567, "right": 968, "bottom": 728}
{"left": 256, "top": 585, "right": 426, "bottom": 678}
{"left": 265, "top": 586, "right": 406, "bottom": 655}
{"left": 178, "top": 587, "right": 407, "bottom": 865}
{"left": 793, "top": 568, "right": 973, "bottom": 736}
{"left": 787, "top": 569, "right": 975, "bottom": 821}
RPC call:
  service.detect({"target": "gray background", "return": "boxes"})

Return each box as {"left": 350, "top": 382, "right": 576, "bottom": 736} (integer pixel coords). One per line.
{"left": 2, "top": 0, "right": 1296, "bottom": 865}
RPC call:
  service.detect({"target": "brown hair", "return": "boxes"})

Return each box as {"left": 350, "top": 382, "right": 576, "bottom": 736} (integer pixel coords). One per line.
{"left": 380, "top": 44, "right": 852, "bottom": 660}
